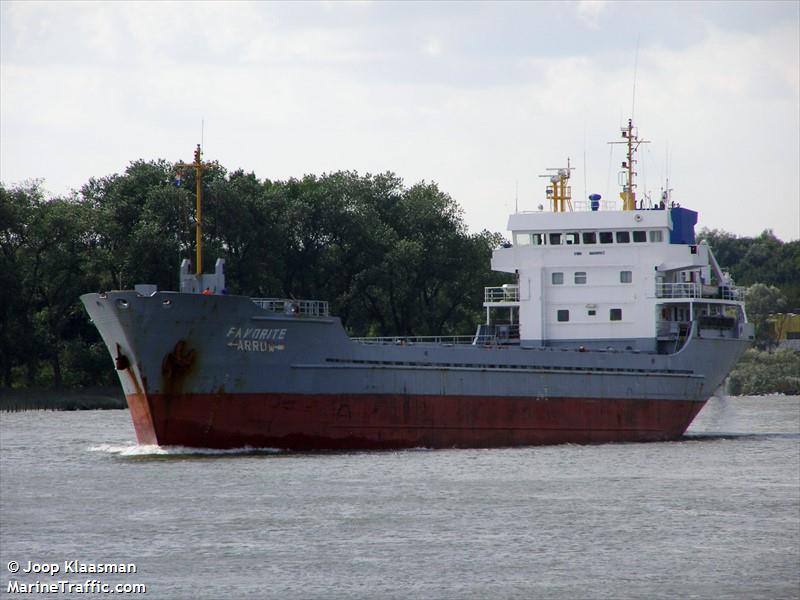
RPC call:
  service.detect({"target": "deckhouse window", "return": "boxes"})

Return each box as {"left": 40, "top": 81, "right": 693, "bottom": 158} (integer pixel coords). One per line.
{"left": 557, "top": 309, "right": 570, "bottom": 322}
{"left": 649, "top": 230, "right": 663, "bottom": 243}
{"left": 514, "top": 233, "right": 531, "bottom": 246}
{"left": 599, "top": 232, "right": 614, "bottom": 244}
{"left": 633, "top": 231, "right": 647, "bottom": 243}
{"left": 532, "top": 233, "right": 546, "bottom": 246}
{"left": 620, "top": 270, "right": 632, "bottom": 283}
{"left": 616, "top": 231, "right": 630, "bottom": 243}
{"left": 549, "top": 233, "right": 563, "bottom": 245}
{"left": 565, "top": 232, "right": 579, "bottom": 245}
{"left": 610, "top": 308, "right": 622, "bottom": 321}
{"left": 582, "top": 232, "right": 597, "bottom": 244}
{"left": 574, "top": 272, "right": 587, "bottom": 284}
{"left": 552, "top": 272, "right": 564, "bottom": 285}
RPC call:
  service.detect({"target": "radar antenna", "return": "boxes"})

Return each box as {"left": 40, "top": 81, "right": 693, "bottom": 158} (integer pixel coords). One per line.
{"left": 539, "top": 158, "right": 575, "bottom": 212}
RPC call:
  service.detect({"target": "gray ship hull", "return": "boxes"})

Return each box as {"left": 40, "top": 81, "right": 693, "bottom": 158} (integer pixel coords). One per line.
{"left": 81, "top": 291, "right": 752, "bottom": 449}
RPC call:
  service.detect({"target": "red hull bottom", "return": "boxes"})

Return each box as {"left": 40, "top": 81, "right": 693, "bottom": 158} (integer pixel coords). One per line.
{"left": 125, "top": 392, "right": 706, "bottom": 450}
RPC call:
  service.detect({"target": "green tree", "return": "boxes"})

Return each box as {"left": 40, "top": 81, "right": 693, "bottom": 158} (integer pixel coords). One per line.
{"left": 0, "top": 181, "right": 44, "bottom": 386}
{"left": 745, "top": 283, "right": 788, "bottom": 349}
{"left": 698, "top": 228, "right": 800, "bottom": 308}
{"left": 0, "top": 182, "right": 107, "bottom": 389}
{"left": 2, "top": 163, "right": 506, "bottom": 391}
{"left": 79, "top": 160, "right": 196, "bottom": 291}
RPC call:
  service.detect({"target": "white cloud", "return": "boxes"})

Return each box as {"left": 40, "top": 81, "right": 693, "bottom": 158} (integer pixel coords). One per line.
{"left": 575, "top": 0, "right": 608, "bottom": 29}
{"left": 1, "top": 1, "right": 798, "bottom": 241}
{"left": 422, "top": 38, "right": 443, "bottom": 57}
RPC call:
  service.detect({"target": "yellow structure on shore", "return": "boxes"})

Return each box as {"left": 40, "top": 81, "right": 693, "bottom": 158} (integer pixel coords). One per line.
{"left": 772, "top": 313, "right": 800, "bottom": 347}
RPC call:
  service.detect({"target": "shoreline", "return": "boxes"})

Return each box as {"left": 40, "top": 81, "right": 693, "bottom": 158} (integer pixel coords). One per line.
{"left": 0, "top": 387, "right": 126, "bottom": 412}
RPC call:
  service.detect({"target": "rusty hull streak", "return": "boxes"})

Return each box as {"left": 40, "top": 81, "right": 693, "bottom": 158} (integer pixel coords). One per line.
{"left": 161, "top": 339, "right": 196, "bottom": 397}
{"left": 118, "top": 356, "right": 158, "bottom": 445}
{"left": 150, "top": 339, "right": 199, "bottom": 443}
{"left": 114, "top": 343, "right": 130, "bottom": 370}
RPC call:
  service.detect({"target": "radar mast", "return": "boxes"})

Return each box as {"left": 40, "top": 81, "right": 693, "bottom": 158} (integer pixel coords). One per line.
{"left": 539, "top": 158, "right": 575, "bottom": 212}
{"left": 609, "top": 119, "right": 649, "bottom": 211}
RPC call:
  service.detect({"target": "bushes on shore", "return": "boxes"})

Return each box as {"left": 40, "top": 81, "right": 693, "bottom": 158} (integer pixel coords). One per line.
{"left": 727, "top": 348, "right": 800, "bottom": 396}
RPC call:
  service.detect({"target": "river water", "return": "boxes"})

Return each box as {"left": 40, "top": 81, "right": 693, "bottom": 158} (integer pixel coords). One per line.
{"left": 1, "top": 395, "right": 798, "bottom": 600}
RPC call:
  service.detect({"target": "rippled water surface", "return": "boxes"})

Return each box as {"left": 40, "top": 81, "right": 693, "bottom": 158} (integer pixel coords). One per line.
{"left": 1, "top": 396, "right": 798, "bottom": 599}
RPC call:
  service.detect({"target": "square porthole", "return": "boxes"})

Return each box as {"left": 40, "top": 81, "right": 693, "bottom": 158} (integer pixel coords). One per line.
{"left": 610, "top": 308, "right": 622, "bottom": 321}
{"left": 557, "top": 310, "right": 570, "bottom": 322}
{"left": 588, "top": 309, "right": 596, "bottom": 316}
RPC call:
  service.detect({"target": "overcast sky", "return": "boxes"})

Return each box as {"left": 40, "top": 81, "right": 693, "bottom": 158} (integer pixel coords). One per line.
{"left": 2, "top": 1, "right": 798, "bottom": 241}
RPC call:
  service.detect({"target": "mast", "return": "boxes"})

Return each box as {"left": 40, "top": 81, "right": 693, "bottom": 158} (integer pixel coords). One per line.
{"left": 609, "top": 119, "right": 649, "bottom": 211}
{"left": 176, "top": 144, "right": 210, "bottom": 275}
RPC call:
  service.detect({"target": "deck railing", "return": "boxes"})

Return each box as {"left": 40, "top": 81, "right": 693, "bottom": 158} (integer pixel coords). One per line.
{"left": 252, "top": 298, "right": 330, "bottom": 317}
{"left": 352, "top": 335, "right": 476, "bottom": 346}
{"left": 484, "top": 285, "right": 520, "bottom": 303}
{"left": 656, "top": 282, "right": 702, "bottom": 298}
{"left": 655, "top": 283, "right": 744, "bottom": 301}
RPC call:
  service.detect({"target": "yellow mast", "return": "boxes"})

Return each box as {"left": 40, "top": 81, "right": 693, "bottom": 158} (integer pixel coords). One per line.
{"left": 540, "top": 159, "right": 574, "bottom": 212}
{"left": 176, "top": 144, "right": 209, "bottom": 275}
{"left": 609, "top": 118, "right": 649, "bottom": 211}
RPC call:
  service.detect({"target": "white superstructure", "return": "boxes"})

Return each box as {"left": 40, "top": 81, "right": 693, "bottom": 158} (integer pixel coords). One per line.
{"left": 483, "top": 121, "right": 747, "bottom": 353}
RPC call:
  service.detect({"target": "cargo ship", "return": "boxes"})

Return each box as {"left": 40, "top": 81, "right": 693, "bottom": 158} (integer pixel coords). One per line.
{"left": 81, "top": 121, "right": 753, "bottom": 449}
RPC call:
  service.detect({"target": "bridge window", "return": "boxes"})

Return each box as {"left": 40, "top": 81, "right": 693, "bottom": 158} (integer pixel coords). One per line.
{"left": 565, "top": 232, "right": 579, "bottom": 245}
{"left": 514, "top": 233, "right": 531, "bottom": 246}
{"left": 599, "top": 231, "right": 614, "bottom": 244}
{"left": 582, "top": 232, "right": 597, "bottom": 244}
{"left": 557, "top": 309, "right": 570, "bottom": 322}
{"left": 574, "top": 272, "right": 587, "bottom": 284}
{"left": 532, "top": 233, "right": 546, "bottom": 246}
{"left": 616, "top": 231, "right": 630, "bottom": 243}
{"left": 649, "top": 230, "right": 663, "bottom": 243}
{"left": 552, "top": 272, "right": 564, "bottom": 285}
{"left": 549, "top": 233, "right": 563, "bottom": 245}
{"left": 620, "top": 270, "right": 632, "bottom": 283}
{"left": 610, "top": 308, "right": 622, "bottom": 321}
{"left": 633, "top": 230, "right": 647, "bottom": 242}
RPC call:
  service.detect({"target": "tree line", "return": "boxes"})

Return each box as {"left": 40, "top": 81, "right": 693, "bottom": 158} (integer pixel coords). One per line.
{"left": 1, "top": 161, "right": 797, "bottom": 392}
{"left": 1, "top": 162, "right": 503, "bottom": 390}
{"left": 697, "top": 229, "right": 800, "bottom": 349}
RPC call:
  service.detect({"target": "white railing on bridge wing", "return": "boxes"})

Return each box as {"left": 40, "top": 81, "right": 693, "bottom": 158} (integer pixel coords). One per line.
{"left": 484, "top": 285, "right": 520, "bottom": 303}
{"left": 252, "top": 298, "right": 330, "bottom": 317}
{"left": 655, "top": 283, "right": 746, "bottom": 301}
{"left": 656, "top": 282, "right": 702, "bottom": 298}
{"left": 719, "top": 286, "right": 746, "bottom": 300}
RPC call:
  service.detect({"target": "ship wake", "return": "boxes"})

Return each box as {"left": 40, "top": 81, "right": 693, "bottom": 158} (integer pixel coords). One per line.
{"left": 682, "top": 432, "right": 800, "bottom": 442}
{"left": 88, "top": 443, "right": 285, "bottom": 457}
